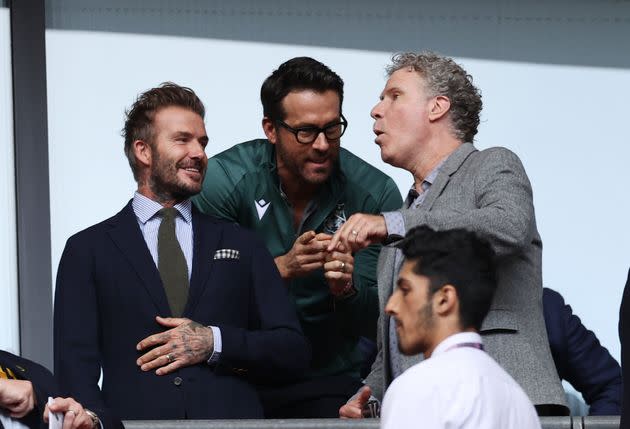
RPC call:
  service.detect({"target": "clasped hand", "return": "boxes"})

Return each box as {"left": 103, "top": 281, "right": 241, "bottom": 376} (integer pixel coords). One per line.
{"left": 339, "top": 385, "right": 375, "bottom": 418}
{"left": 0, "top": 378, "right": 35, "bottom": 418}
{"left": 276, "top": 231, "right": 354, "bottom": 297}
{"left": 328, "top": 214, "right": 387, "bottom": 254}
{"left": 0, "top": 379, "right": 95, "bottom": 428}
{"left": 136, "top": 316, "right": 214, "bottom": 375}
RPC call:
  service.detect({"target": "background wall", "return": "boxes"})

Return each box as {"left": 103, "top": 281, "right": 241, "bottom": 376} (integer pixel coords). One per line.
{"left": 0, "top": 4, "right": 19, "bottom": 354}
{"left": 44, "top": 0, "right": 630, "bottom": 384}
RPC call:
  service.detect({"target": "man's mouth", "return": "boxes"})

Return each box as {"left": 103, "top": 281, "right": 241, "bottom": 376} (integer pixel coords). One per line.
{"left": 373, "top": 129, "right": 384, "bottom": 144}
{"left": 178, "top": 163, "right": 204, "bottom": 178}
{"left": 308, "top": 158, "right": 329, "bottom": 165}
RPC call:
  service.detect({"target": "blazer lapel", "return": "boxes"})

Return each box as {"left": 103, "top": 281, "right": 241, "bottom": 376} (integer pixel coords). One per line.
{"left": 107, "top": 201, "right": 171, "bottom": 316}
{"left": 185, "top": 208, "right": 223, "bottom": 316}
{"left": 422, "top": 143, "right": 477, "bottom": 211}
{"left": 381, "top": 247, "right": 398, "bottom": 300}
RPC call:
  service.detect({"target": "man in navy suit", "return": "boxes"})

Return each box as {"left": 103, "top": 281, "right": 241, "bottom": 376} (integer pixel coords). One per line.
{"left": 619, "top": 270, "right": 630, "bottom": 427}
{"left": 53, "top": 83, "right": 310, "bottom": 426}
{"left": 544, "top": 287, "right": 621, "bottom": 415}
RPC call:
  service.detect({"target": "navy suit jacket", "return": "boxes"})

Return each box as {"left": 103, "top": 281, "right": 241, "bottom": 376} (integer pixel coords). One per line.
{"left": 54, "top": 201, "right": 310, "bottom": 425}
{"left": 619, "top": 269, "right": 630, "bottom": 427}
{"left": 0, "top": 350, "right": 60, "bottom": 429}
{"left": 544, "top": 287, "right": 621, "bottom": 415}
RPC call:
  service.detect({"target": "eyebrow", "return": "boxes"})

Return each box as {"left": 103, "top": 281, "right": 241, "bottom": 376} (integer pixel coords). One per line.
{"left": 172, "top": 131, "right": 209, "bottom": 144}
{"left": 172, "top": 131, "right": 193, "bottom": 138}
{"left": 384, "top": 86, "right": 403, "bottom": 95}
{"left": 396, "top": 277, "right": 409, "bottom": 288}
{"left": 286, "top": 116, "right": 343, "bottom": 129}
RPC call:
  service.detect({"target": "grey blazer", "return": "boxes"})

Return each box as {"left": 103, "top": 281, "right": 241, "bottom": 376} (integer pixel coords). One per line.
{"left": 364, "top": 143, "right": 567, "bottom": 409}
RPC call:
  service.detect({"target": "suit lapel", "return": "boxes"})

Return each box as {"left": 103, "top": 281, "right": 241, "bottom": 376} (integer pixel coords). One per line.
{"left": 107, "top": 201, "right": 171, "bottom": 316}
{"left": 422, "top": 143, "right": 477, "bottom": 211}
{"left": 185, "top": 208, "right": 223, "bottom": 316}
{"left": 380, "top": 247, "right": 398, "bottom": 301}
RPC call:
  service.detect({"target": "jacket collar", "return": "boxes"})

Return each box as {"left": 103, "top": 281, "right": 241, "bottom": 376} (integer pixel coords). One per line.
{"left": 106, "top": 201, "right": 222, "bottom": 317}
{"left": 107, "top": 201, "right": 171, "bottom": 315}
{"left": 421, "top": 143, "right": 477, "bottom": 211}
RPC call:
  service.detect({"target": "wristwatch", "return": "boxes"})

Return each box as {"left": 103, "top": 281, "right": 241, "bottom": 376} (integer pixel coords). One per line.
{"left": 84, "top": 409, "right": 99, "bottom": 429}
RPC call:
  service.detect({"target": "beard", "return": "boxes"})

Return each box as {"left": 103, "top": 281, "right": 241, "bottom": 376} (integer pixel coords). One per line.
{"left": 399, "top": 301, "right": 435, "bottom": 356}
{"left": 148, "top": 149, "right": 204, "bottom": 203}
{"left": 275, "top": 137, "right": 339, "bottom": 186}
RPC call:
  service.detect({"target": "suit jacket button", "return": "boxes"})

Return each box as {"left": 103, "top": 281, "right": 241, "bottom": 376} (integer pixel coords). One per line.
{"left": 173, "top": 376, "right": 183, "bottom": 386}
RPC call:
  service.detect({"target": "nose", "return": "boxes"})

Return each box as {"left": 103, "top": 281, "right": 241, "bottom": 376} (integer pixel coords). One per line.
{"left": 371, "top": 100, "right": 383, "bottom": 120}
{"left": 311, "top": 131, "right": 330, "bottom": 151}
{"left": 385, "top": 293, "right": 398, "bottom": 316}
{"left": 190, "top": 140, "right": 207, "bottom": 160}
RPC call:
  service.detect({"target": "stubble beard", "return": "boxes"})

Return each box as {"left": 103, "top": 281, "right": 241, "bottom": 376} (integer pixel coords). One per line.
{"left": 149, "top": 152, "right": 202, "bottom": 204}
{"left": 400, "top": 301, "right": 435, "bottom": 356}
{"left": 276, "top": 139, "right": 337, "bottom": 187}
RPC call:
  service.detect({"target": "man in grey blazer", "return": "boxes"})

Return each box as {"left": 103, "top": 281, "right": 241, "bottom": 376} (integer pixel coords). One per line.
{"left": 332, "top": 52, "right": 567, "bottom": 416}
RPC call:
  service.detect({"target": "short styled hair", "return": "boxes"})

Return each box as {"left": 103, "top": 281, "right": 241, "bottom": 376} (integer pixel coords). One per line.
{"left": 398, "top": 226, "right": 497, "bottom": 331}
{"left": 260, "top": 57, "right": 344, "bottom": 121}
{"left": 122, "top": 82, "right": 205, "bottom": 180}
{"left": 387, "top": 52, "right": 482, "bottom": 144}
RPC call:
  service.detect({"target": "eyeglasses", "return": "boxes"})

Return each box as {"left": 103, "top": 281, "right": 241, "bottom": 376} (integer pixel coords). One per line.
{"left": 276, "top": 114, "right": 348, "bottom": 145}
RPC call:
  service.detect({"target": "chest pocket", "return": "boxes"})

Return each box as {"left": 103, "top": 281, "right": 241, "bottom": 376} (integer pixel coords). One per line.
{"left": 480, "top": 309, "right": 518, "bottom": 333}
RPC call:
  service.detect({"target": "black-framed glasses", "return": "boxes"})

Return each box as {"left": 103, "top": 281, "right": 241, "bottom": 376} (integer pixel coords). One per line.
{"left": 276, "top": 114, "right": 348, "bottom": 145}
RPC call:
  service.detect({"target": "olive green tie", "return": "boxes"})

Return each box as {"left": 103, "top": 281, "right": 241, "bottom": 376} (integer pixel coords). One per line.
{"left": 158, "top": 207, "right": 189, "bottom": 317}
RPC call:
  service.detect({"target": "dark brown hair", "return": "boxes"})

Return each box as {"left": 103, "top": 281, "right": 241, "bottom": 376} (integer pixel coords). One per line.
{"left": 122, "top": 82, "right": 205, "bottom": 180}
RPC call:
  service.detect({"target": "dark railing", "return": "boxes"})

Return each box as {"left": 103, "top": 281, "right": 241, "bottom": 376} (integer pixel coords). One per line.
{"left": 122, "top": 416, "right": 621, "bottom": 429}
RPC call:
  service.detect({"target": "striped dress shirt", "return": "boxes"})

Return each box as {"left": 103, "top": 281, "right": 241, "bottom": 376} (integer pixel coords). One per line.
{"left": 131, "top": 192, "right": 222, "bottom": 362}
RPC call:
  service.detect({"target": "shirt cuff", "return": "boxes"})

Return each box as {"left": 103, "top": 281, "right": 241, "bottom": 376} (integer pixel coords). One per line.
{"left": 207, "top": 326, "right": 222, "bottom": 365}
{"left": 382, "top": 211, "right": 405, "bottom": 237}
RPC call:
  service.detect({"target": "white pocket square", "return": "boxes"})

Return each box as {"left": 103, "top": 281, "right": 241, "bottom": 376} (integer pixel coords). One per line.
{"left": 213, "top": 249, "right": 240, "bottom": 260}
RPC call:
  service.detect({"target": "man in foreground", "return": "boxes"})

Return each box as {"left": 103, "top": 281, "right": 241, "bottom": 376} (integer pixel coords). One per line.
{"left": 54, "top": 83, "right": 309, "bottom": 425}
{"left": 334, "top": 51, "right": 566, "bottom": 414}
{"left": 1, "top": 349, "right": 110, "bottom": 429}
{"left": 379, "top": 226, "right": 540, "bottom": 428}
{"left": 194, "top": 57, "right": 401, "bottom": 417}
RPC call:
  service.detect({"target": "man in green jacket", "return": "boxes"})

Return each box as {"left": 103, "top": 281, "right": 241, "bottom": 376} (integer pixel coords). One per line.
{"left": 193, "top": 57, "right": 402, "bottom": 417}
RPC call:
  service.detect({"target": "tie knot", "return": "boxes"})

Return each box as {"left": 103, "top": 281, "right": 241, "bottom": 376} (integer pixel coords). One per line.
{"left": 159, "top": 207, "right": 178, "bottom": 222}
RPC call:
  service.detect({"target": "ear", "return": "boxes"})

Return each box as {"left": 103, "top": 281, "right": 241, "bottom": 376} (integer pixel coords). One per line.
{"left": 428, "top": 95, "right": 451, "bottom": 122}
{"left": 262, "top": 117, "right": 278, "bottom": 145}
{"left": 433, "top": 284, "right": 458, "bottom": 317}
{"left": 133, "top": 139, "right": 152, "bottom": 168}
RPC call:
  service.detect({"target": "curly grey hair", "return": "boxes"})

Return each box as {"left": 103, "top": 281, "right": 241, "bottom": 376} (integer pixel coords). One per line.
{"left": 387, "top": 52, "right": 482, "bottom": 143}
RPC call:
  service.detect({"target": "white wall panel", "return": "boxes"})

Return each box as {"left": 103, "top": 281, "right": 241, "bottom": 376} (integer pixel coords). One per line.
{"left": 0, "top": 6, "right": 19, "bottom": 354}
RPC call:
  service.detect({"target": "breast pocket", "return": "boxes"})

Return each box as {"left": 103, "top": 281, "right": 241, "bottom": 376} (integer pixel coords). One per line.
{"left": 480, "top": 309, "right": 518, "bottom": 333}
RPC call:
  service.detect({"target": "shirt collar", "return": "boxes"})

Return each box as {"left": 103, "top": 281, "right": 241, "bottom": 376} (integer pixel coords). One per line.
{"left": 424, "top": 159, "right": 444, "bottom": 185}
{"left": 132, "top": 192, "right": 192, "bottom": 224}
{"left": 431, "top": 332, "right": 483, "bottom": 358}
{"left": 407, "top": 157, "right": 447, "bottom": 199}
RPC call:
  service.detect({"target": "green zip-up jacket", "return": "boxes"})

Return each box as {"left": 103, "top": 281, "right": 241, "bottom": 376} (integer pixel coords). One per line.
{"left": 193, "top": 139, "right": 402, "bottom": 379}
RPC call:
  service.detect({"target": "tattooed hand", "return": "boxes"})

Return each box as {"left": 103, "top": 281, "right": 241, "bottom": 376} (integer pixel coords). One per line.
{"left": 136, "top": 316, "right": 214, "bottom": 375}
